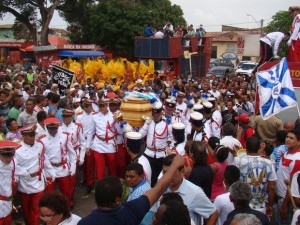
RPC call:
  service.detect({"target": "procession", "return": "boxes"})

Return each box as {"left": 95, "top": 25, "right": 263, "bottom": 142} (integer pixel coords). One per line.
{"left": 1, "top": 1, "right": 300, "bottom": 225}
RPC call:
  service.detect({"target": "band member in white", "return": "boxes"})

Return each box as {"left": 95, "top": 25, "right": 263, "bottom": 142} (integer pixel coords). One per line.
{"left": 16, "top": 125, "right": 55, "bottom": 225}
{"left": 76, "top": 98, "right": 94, "bottom": 193}
{"left": 139, "top": 101, "right": 172, "bottom": 186}
{"left": 0, "top": 141, "right": 20, "bottom": 225}
{"left": 39, "top": 118, "right": 77, "bottom": 208}
{"left": 61, "top": 109, "right": 86, "bottom": 208}
{"left": 89, "top": 99, "right": 118, "bottom": 181}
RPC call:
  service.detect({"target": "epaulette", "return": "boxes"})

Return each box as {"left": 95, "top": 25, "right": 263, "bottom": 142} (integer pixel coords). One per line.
{"left": 37, "top": 134, "right": 46, "bottom": 141}
{"left": 75, "top": 123, "right": 83, "bottom": 128}
{"left": 62, "top": 131, "right": 70, "bottom": 135}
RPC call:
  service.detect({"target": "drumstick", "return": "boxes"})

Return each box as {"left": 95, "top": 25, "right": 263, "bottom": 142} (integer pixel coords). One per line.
{"left": 284, "top": 179, "right": 297, "bottom": 212}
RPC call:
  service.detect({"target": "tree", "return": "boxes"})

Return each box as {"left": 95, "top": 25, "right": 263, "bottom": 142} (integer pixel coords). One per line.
{"left": 264, "top": 10, "right": 293, "bottom": 57}
{"left": 60, "top": 0, "right": 186, "bottom": 57}
{"left": 0, "top": 0, "right": 62, "bottom": 46}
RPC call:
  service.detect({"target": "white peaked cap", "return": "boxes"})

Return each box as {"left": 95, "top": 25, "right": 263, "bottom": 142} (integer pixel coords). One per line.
{"left": 190, "top": 112, "right": 204, "bottom": 121}
{"left": 172, "top": 122, "right": 185, "bottom": 130}
{"left": 126, "top": 132, "right": 142, "bottom": 140}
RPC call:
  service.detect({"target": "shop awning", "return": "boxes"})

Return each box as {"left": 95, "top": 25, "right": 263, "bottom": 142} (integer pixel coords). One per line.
{"left": 58, "top": 50, "right": 104, "bottom": 57}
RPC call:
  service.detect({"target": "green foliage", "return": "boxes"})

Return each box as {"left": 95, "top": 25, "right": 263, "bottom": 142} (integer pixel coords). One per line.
{"left": 60, "top": 0, "right": 186, "bottom": 57}
{"left": 264, "top": 10, "right": 293, "bottom": 57}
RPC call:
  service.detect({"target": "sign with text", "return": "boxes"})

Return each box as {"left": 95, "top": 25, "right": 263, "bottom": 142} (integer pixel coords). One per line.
{"left": 51, "top": 65, "right": 75, "bottom": 95}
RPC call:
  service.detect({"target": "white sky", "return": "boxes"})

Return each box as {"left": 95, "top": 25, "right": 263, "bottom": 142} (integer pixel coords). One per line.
{"left": 0, "top": 0, "right": 299, "bottom": 32}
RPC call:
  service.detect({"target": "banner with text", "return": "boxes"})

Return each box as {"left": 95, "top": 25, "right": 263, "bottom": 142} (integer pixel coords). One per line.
{"left": 51, "top": 65, "right": 75, "bottom": 95}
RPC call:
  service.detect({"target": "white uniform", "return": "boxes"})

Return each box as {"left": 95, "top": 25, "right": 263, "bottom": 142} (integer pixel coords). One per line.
{"left": 134, "top": 155, "right": 152, "bottom": 185}
{"left": 36, "top": 123, "right": 46, "bottom": 140}
{"left": 260, "top": 32, "right": 286, "bottom": 56}
{"left": 89, "top": 111, "right": 117, "bottom": 153}
{"left": 15, "top": 141, "right": 55, "bottom": 193}
{"left": 171, "top": 142, "right": 186, "bottom": 156}
{"left": 210, "top": 110, "right": 222, "bottom": 139}
{"left": 203, "top": 118, "right": 212, "bottom": 139}
{"left": 76, "top": 111, "right": 94, "bottom": 149}
{"left": 61, "top": 122, "right": 86, "bottom": 165}
{"left": 0, "top": 159, "right": 15, "bottom": 218}
{"left": 139, "top": 120, "right": 172, "bottom": 158}
{"left": 40, "top": 130, "right": 77, "bottom": 178}
{"left": 176, "top": 102, "right": 187, "bottom": 125}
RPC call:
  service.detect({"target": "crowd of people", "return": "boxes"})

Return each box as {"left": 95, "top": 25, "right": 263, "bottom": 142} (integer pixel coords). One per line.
{"left": 0, "top": 57, "right": 300, "bottom": 225}
{"left": 0, "top": 5, "right": 299, "bottom": 225}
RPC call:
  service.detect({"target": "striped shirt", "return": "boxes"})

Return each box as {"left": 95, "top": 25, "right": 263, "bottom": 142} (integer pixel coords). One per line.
{"left": 127, "top": 179, "right": 151, "bottom": 201}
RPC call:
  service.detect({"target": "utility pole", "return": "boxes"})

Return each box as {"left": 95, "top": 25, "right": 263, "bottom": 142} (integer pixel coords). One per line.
{"left": 260, "top": 19, "right": 264, "bottom": 34}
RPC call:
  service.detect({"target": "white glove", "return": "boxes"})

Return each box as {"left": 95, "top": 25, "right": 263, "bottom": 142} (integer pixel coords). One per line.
{"left": 287, "top": 39, "right": 292, "bottom": 47}
{"left": 124, "top": 123, "right": 133, "bottom": 133}
{"left": 274, "top": 55, "right": 280, "bottom": 59}
{"left": 79, "top": 157, "right": 84, "bottom": 166}
{"left": 145, "top": 116, "right": 152, "bottom": 125}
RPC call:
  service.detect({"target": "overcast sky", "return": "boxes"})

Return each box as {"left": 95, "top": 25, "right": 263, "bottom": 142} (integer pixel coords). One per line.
{"left": 1, "top": 0, "right": 299, "bottom": 32}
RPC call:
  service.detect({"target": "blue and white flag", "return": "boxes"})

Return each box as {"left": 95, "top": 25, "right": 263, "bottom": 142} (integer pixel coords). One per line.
{"left": 257, "top": 57, "right": 297, "bottom": 120}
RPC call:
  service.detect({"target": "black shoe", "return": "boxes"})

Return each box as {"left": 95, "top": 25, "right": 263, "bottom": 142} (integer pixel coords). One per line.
{"left": 87, "top": 186, "right": 92, "bottom": 194}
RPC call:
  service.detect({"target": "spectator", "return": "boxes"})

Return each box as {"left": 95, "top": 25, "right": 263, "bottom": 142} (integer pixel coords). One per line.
{"left": 144, "top": 25, "right": 153, "bottom": 37}
{"left": 17, "top": 98, "right": 37, "bottom": 127}
{"left": 154, "top": 28, "right": 164, "bottom": 39}
{"left": 8, "top": 95, "right": 24, "bottom": 120}
{"left": 223, "top": 181, "right": 270, "bottom": 225}
{"left": 270, "top": 130, "right": 288, "bottom": 172}
{"left": 235, "top": 113, "right": 255, "bottom": 148}
{"left": 5, "top": 118, "right": 22, "bottom": 142}
{"left": 214, "top": 165, "right": 240, "bottom": 225}
{"left": 0, "top": 90, "right": 14, "bottom": 120}
{"left": 39, "top": 192, "right": 81, "bottom": 225}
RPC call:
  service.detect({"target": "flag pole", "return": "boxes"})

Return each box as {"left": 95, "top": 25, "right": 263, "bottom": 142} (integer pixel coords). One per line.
{"left": 296, "top": 104, "right": 300, "bottom": 116}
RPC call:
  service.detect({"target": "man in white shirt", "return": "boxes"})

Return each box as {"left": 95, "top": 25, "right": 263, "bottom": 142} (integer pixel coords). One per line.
{"left": 252, "top": 32, "right": 290, "bottom": 75}
{"left": 154, "top": 28, "right": 164, "bottom": 38}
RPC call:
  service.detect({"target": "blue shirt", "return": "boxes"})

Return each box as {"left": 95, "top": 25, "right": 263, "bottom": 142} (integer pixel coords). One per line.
{"left": 270, "top": 144, "right": 288, "bottom": 172}
{"left": 127, "top": 179, "right": 151, "bottom": 201}
{"left": 78, "top": 195, "right": 150, "bottom": 225}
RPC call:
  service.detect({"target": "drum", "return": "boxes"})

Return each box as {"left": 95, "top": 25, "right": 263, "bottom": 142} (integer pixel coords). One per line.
{"left": 120, "top": 97, "right": 152, "bottom": 127}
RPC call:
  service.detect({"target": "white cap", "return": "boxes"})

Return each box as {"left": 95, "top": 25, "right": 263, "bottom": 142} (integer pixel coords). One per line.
{"left": 193, "top": 103, "right": 203, "bottom": 110}
{"left": 126, "top": 131, "right": 142, "bottom": 140}
{"left": 70, "top": 87, "right": 75, "bottom": 92}
{"left": 172, "top": 122, "right": 185, "bottom": 130}
{"left": 74, "top": 97, "right": 81, "bottom": 103}
{"left": 207, "top": 97, "right": 216, "bottom": 102}
{"left": 74, "top": 82, "right": 80, "bottom": 86}
{"left": 152, "top": 101, "right": 163, "bottom": 110}
{"left": 202, "top": 101, "right": 213, "bottom": 109}
{"left": 190, "top": 112, "right": 203, "bottom": 121}
{"left": 136, "top": 79, "right": 143, "bottom": 84}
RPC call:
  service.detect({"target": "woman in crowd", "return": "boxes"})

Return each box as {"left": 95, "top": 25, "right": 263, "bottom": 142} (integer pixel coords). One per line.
{"left": 5, "top": 118, "right": 22, "bottom": 142}
{"left": 39, "top": 192, "right": 81, "bottom": 225}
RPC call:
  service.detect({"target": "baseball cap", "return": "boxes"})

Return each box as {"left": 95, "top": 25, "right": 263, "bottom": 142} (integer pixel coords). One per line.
{"left": 235, "top": 113, "right": 250, "bottom": 123}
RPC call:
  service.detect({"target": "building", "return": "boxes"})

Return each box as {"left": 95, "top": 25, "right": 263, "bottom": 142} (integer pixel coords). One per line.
{"left": 205, "top": 25, "right": 261, "bottom": 62}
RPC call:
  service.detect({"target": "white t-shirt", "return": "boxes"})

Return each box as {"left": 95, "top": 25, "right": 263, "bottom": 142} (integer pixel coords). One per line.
{"left": 58, "top": 214, "right": 81, "bottom": 225}
{"left": 291, "top": 171, "right": 300, "bottom": 198}
{"left": 213, "top": 192, "right": 234, "bottom": 225}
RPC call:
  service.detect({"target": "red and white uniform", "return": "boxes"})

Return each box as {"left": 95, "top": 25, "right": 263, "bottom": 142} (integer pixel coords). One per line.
{"left": 288, "top": 13, "right": 300, "bottom": 62}
{"left": 61, "top": 122, "right": 86, "bottom": 165}
{"left": 89, "top": 111, "right": 117, "bottom": 180}
{"left": 15, "top": 141, "right": 54, "bottom": 225}
{"left": 140, "top": 120, "right": 172, "bottom": 158}
{"left": 76, "top": 111, "right": 94, "bottom": 188}
{"left": 39, "top": 129, "right": 76, "bottom": 206}
{"left": 276, "top": 150, "right": 300, "bottom": 198}
{"left": 115, "top": 121, "right": 127, "bottom": 178}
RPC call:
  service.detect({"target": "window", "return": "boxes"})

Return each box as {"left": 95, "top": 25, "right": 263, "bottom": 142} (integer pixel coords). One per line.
{"left": 212, "top": 46, "right": 217, "bottom": 59}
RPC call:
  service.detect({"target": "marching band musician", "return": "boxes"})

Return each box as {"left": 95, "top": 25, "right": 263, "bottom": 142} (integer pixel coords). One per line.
{"left": 202, "top": 101, "right": 213, "bottom": 139}
{"left": 189, "top": 111, "right": 207, "bottom": 141}
{"left": 76, "top": 98, "right": 95, "bottom": 193}
{"left": 61, "top": 109, "right": 86, "bottom": 208}
{"left": 109, "top": 98, "right": 127, "bottom": 179}
{"left": 139, "top": 101, "right": 173, "bottom": 186}
{"left": 207, "top": 97, "right": 222, "bottom": 139}
{"left": 163, "top": 98, "right": 177, "bottom": 125}
{"left": 288, "top": 6, "right": 300, "bottom": 62}
{"left": 169, "top": 122, "right": 186, "bottom": 156}
{"left": 126, "top": 131, "right": 152, "bottom": 184}
{"left": 175, "top": 91, "right": 187, "bottom": 124}
{"left": 0, "top": 141, "right": 20, "bottom": 225}
{"left": 186, "top": 103, "right": 203, "bottom": 135}
{"left": 88, "top": 99, "right": 118, "bottom": 182}
{"left": 16, "top": 125, "right": 55, "bottom": 225}
{"left": 39, "top": 118, "right": 77, "bottom": 208}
